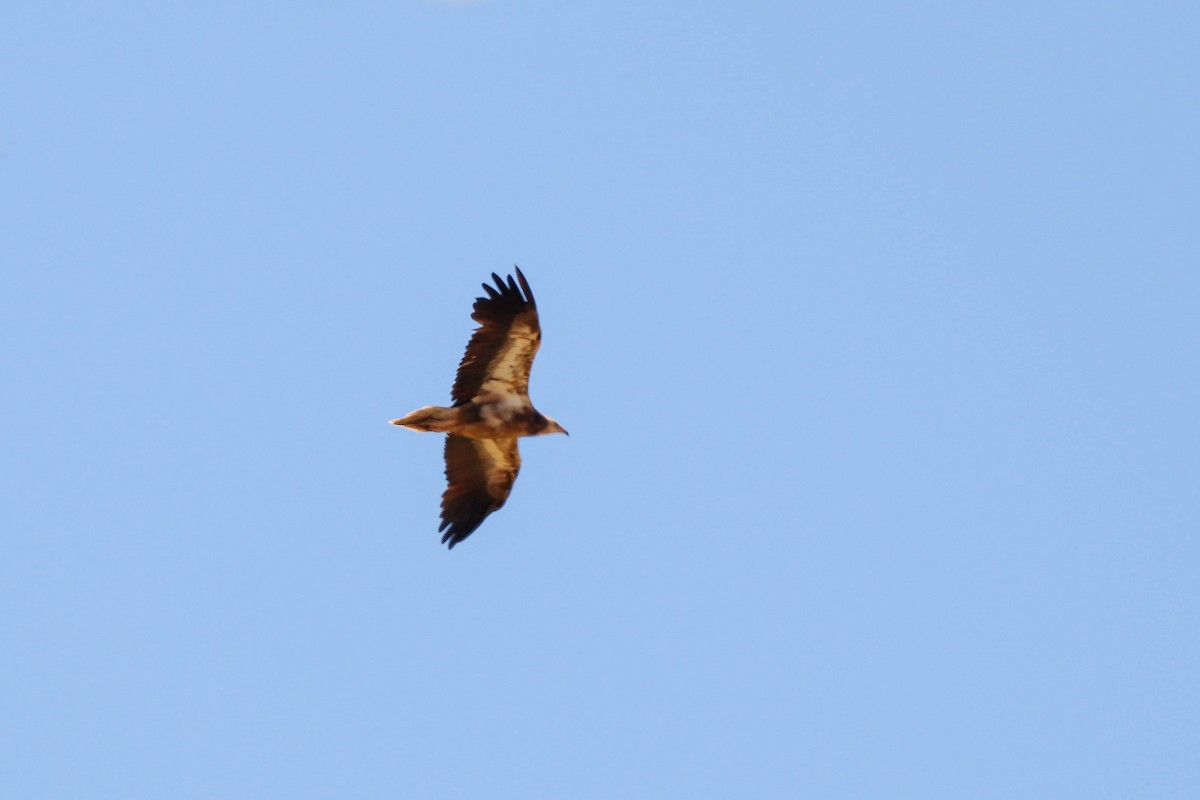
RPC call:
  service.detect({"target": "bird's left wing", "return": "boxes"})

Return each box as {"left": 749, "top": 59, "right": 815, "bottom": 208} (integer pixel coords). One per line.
{"left": 439, "top": 434, "right": 522, "bottom": 548}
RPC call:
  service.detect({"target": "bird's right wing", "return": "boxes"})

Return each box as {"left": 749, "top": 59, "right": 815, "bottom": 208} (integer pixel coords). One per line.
{"left": 450, "top": 268, "right": 541, "bottom": 405}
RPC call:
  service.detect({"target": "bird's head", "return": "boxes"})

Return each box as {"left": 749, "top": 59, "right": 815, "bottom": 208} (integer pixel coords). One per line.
{"left": 543, "top": 417, "right": 569, "bottom": 436}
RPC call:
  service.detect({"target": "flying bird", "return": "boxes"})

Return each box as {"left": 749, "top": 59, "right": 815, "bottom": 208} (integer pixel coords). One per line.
{"left": 391, "top": 267, "right": 568, "bottom": 548}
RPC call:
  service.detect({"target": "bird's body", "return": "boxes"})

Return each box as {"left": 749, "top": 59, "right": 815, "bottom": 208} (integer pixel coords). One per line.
{"left": 391, "top": 268, "right": 566, "bottom": 548}
{"left": 392, "top": 396, "right": 559, "bottom": 440}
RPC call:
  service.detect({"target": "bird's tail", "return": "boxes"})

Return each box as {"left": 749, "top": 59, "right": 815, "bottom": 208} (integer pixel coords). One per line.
{"left": 390, "top": 405, "right": 459, "bottom": 433}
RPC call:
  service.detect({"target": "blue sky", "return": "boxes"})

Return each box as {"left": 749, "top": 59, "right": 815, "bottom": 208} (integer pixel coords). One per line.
{"left": 3, "top": 2, "right": 1198, "bottom": 797}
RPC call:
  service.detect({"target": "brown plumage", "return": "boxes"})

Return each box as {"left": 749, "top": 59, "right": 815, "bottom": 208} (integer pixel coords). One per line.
{"left": 391, "top": 268, "right": 567, "bottom": 548}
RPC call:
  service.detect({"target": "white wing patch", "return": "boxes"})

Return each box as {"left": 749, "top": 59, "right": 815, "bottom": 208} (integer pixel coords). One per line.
{"left": 480, "top": 438, "right": 520, "bottom": 496}
{"left": 477, "top": 322, "right": 540, "bottom": 398}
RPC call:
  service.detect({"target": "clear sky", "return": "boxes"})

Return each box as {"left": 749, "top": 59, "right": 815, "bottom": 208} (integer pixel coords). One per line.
{"left": 3, "top": 2, "right": 1198, "bottom": 798}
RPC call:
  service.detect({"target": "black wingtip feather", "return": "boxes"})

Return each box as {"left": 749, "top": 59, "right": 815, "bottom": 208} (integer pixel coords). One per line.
{"left": 514, "top": 266, "right": 536, "bottom": 307}
{"left": 440, "top": 520, "right": 483, "bottom": 549}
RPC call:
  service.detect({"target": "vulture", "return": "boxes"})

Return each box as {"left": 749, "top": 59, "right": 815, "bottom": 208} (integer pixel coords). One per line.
{"left": 391, "top": 267, "right": 567, "bottom": 548}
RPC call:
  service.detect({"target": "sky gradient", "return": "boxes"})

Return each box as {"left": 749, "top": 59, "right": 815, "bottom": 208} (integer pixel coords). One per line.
{"left": 3, "top": 2, "right": 1198, "bottom": 798}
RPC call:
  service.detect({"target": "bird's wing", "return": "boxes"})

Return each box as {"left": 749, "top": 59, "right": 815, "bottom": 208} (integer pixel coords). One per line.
{"left": 439, "top": 434, "right": 521, "bottom": 548}
{"left": 450, "top": 267, "right": 541, "bottom": 405}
